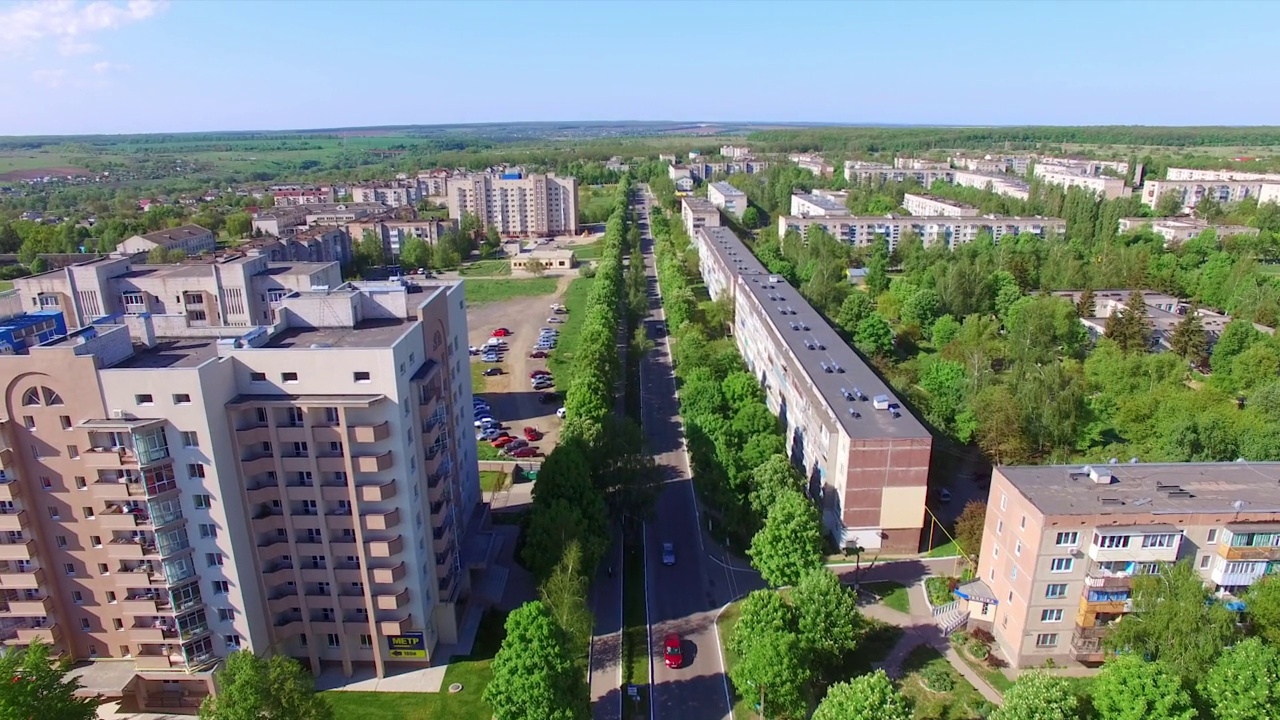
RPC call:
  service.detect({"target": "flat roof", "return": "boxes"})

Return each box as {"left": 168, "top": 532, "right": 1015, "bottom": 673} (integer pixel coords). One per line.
{"left": 262, "top": 318, "right": 412, "bottom": 349}
{"left": 794, "top": 192, "right": 847, "bottom": 213}
{"left": 697, "top": 226, "right": 929, "bottom": 441}
{"left": 903, "top": 193, "right": 976, "bottom": 208}
{"left": 112, "top": 338, "right": 221, "bottom": 369}
{"left": 999, "top": 462, "right": 1280, "bottom": 516}
{"left": 710, "top": 181, "right": 745, "bottom": 195}
{"left": 681, "top": 196, "right": 717, "bottom": 213}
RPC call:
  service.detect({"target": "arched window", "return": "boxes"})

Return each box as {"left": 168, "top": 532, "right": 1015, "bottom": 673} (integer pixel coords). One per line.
{"left": 21, "top": 388, "right": 40, "bottom": 407}
{"left": 41, "top": 387, "right": 63, "bottom": 406}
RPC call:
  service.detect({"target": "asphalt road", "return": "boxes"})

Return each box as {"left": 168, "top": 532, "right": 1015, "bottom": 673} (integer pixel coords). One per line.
{"left": 634, "top": 188, "right": 751, "bottom": 720}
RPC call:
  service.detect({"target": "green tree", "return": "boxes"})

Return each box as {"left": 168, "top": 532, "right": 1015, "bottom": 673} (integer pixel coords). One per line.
{"left": 399, "top": 235, "right": 432, "bottom": 270}
{"left": 146, "top": 246, "right": 187, "bottom": 264}
{"left": 854, "top": 314, "right": 895, "bottom": 357}
{"left": 741, "top": 206, "right": 763, "bottom": 229}
{"left": 930, "top": 313, "right": 962, "bottom": 347}
{"left": 728, "top": 589, "right": 796, "bottom": 658}
{"left": 538, "top": 541, "right": 594, "bottom": 658}
{"left": 1243, "top": 574, "right": 1280, "bottom": 646}
{"left": 199, "top": 651, "right": 332, "bottom": 720}
{"left": 1076, "top": 287, "right": 1096, "bottom": 318}
{"left": 1210, "top": 318, "right": 1262, "bottom": 376}
{"left": 952, "top": 500, "right": 986, "bottom": 561}
{"left": 225, "top": 212, "right": 252, "bottom": 238}
{"left": 749, "top": 491, "right": 824, "bottom": 588}
{"left": 484, "top": 602, "right": 589, "bottom": 720}
{"left": 729, "top": 631, "right": 811, "bottom": 720}
{"left": 991, "top": 671, "right": 1079, "bottom": 720}
{"left": 748, "top": 455, "right": 802, "bottom": 518}
{"left": 1202, "top": 637, "right": 1280, "bottom": 720}
{"left": 864, "top": 241, "right": 890, "bottom": 295}
{"left": 1168, "top": 307, "right": 1208, "bottom": 367}
{"left": 836, "top": 290, "right": 875, "bottom": 335}
{"left": 352, "top": 230, "right": 386, "bottom": 277}
{"left": 971, "top": 384, "right": 1032, "bottom": 463}
{"left": 0, "top": 640, "right": 98, "bottom": 720}
{"left": 792, "top": 568, "right": 862, "bottom": 680}
{"left": 1105, "top": 561, "right": 1238, "bottom": 684}
{"left": 919, "top": 358, "right": 968, "bottom": 435}
{"left": 812, "top": 671, "right": 911, "bottom": 720}
{"left": 1156, "top": 190, "right": 1184, "bottom": 217}
{"left": 1104, "top": 293, "right": 1151, "bottom": 354}
{"left": 525, "top": 259, "right": 547, "bottom": 277}
{"left": 482, "top": 224, "right": 502, "bottom": 258}
{"left": 1091, "top": 656, "right": 1195, "bottom": 720}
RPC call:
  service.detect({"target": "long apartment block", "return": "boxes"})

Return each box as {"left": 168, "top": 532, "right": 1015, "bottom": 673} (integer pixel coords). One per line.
{"left": 951, "top": 170, "right": 1031, "bottom": 200}
{"left": 1032, "top": 165, "right": 1131, "bottom": 200}
{"left": 901, "top": 193, "right": 980, "bottom": 218}
{"left": 445, "top": 172, "right": 578, "bottom": 237}
{"left": 1140, "top": 179, "right": 1280, "bottom": 212}
{"left": 0, "top": 263, "right": 486, "bottom": 710}
{"left": 968, "top": 463, "right": 1280, "bottom": 668}
{"left": 691, "top": 225, "right": 933, "bottom": 553}
{"left": 845, "top": 161, "right": 952, "bottom": 187}
{"left": 778, "top": 209, "right": 1065, "bottom": 252}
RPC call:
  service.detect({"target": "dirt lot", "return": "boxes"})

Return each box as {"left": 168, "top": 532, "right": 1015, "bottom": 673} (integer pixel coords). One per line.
{"left": 467, "top": 273, "right": 575, "bottom": 457}
{"left": 0, "top": 166, "right": 90, "bottom": 182}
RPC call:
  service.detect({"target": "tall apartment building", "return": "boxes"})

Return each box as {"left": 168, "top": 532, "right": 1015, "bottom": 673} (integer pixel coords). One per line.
{"left": 707, "top": 182, "right": 748, "bottom": 219}
{"left": 971, "top": 463, "right": 1280, "bottom": 668}
{"left": 1140, "top": 179, "right": 1280, "bottom": 212}
{"left": 778, "top": 213, "right": 1064, "bottom": 252}
{"left": 345, "top": 216, "right": 457, "bottom": 262}
{"left": 845, "top": 161, "right": 952, "bottom": 187}
{"left": 894, "top": 158, "right": 951, "bottom": 171}
{"left": 352, "top": 185, "right": 415, "bottom": 209}
{"left": 234, "top": 227, "right": 352, "bottom": 266}
{"left": 415, "top": 171, "right": 456, "bottom": 199}
{"left": 1032, "top": 166, "right": 1131, "bottom": 200}
{"left": 951, "top": 155, "right": 1033, "bottom": 175}
{"left": 680, "top": 197, "right": 722, "bottom": 237}
{"left": 686, "top": 159, "right": 770, "bottom": 182}
{"left": 0, "top": 276, "right": 484, "bottom": 710}
{"left": 116, "top": 225, "right": 217, "bottom": 258}
{"left": 691, "top": 226, "right": 933, "bottom": 552}
{"left": 788, "top": 153, "right": 834, "bottom": 178}
{"left": 445, "top": 173, "right": 578, "bottom": 237}
{"left": 1166, "top": 167, "right": 1280, "bottom": 183}
{"left": 901, "top": 193, "right": 980, "bottom": 218}
{"left": 952, "top": 171, "right": 1031, "bottom": 201}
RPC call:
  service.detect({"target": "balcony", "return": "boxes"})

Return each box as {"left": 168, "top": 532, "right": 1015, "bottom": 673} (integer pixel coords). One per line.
{"left": 121, "top": 597, "right": 170, "bottom": 615}
{"left": 0, "top": 597, "right": 52, "bottom": 616}
{"left": 99, "top": 508, "right": 147, "bottom": 530}
{"left": 367, "top": 536, "right": 403, "bottom": 558}
{"left": 1071, "top": 635, "right": 1106, "bottom": 663}
{"left": 0, "top": 475, "right": 20, "bottom": 501}
{"left": 1210, "top": 560, "right": 1269, "bottom": 586}
{"left": 370, "top": 562, "right": 406, "bottom": 584}
{"left": 375, "top": 588, "right": 409, "bottom": 610}
{"left": 0, "top": 539, "right": 34, "bottom": 561}
{"left": 15, "top": 625, "right": 59, "bottom": 645}
{"left": 1084, "top": 563, "right": 1137, "bottom": 590}
{"left": 90, "top": 479, "right": 145, "bottom": 501}
{"left": 299, "top": 566, "right": 331, "bottom": 584}
{"left": 311, "top": 426, "right": 343, "bottom": 446}
{"left": 82, "top": 447, "right": 131, "bottom": 469}
{"left": 246, "top": 483, "right": 281, "bottom": 504}
{"left": 352, "top": 421, "right": 390, "bottom": 443}
{"left": 1087, "top": 535, "right": 1181, "bottom": 564}
{"left": 0, "top": 508, "right": 27, "bottom": 532}
{"left": 236, "top": 426, "right": 272, "bottom": 446}
{"left": 130, "top": 626, "right": 178, "bottom": 643}
{"left": 240, "top": 455, "right": 277, "bottom": 476}
{"left": 1217, "top": 544, "right": 1280, "bottom": 562}
{"left": 133, "top": 654, "right": 179, "bottom": 671}
{"left": 275, "top": 426, "right": 309, "bottom": 444}
{"left": 0, "top": 567, "right": 43, "bottom": 589}
{"left": 363, "top": 509, "right": 400, "bottom": 531}
{"left": 108, "top": 538, "right": 155, "bottom": 559}
{"left": 115, "top": 567, "right": 166, "bottom": 588}
{"left": 359, "top": 480, "right": 396, "bottom": 502}
{"left": 378, "top": 616, "right": 412, "bottom": 636}
{"left": 1079, "top": 595, "right": 1132, "bottom": 617}
{"left": 354, "top": 451, "right": 393, "bottom": 473}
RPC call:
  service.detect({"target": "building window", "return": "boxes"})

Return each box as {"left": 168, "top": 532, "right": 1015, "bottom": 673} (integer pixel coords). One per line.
{"left": 1094, "top": 533, "right": 1130, "bottom": 549}
{"left": 212, "top": 581, "right": 229, "bottom": 595}
{"left": 66, "top": 445, "right": 79, "bottom": 458}
{"left": 193, "top": 494, "right": 212, "bottom": 509}
{"left": 1142, "top": 533, "right": 1177, "bottom": 548}
{"left": 996, "top": 519, "right": 1003, "bottom": 535}
{"left": 1055, "top": 532, "right": 1079, "bottom": 546}
{"left": 324, "top": 407, "right": 340, "bottom": 424}
{"left": 55, "top": 535, "right": 67, "bottom": 548}
{"left": 106, "top": 591, "right": 117, "bottom": 603}
{"left": 225, "top": 635, "right": 242, "bottom": 650}
{"left": 60, "top": 415, "right": 72, "bottom": 429}
{"left": 281, "top": 372, "right": 298, "bottom": 383}
{"left": 91, "top": 536, "right": 102, "bottom": 547}
{"left": 327, "top": 634, "right": 340, "bottom": 648}
{"left": 1207, "top": 529, "right": 1218, "bottom": 545}
{"left": 1000, "top": 493, "right": 1007, "bottom": 511}
{"left": 80, "top": 618, "right": 91, "bottom": 631}
{"left": 206, "top": 553, "right": 224, "bottom": 567}
{"left": 993, "top": 546, "right": 999, "bottom": 558}
{"left": 64, "top": 563, "right": 76, "bottom": 576}
{"left": 1015, "top": 541, "right": 1022, "bottom": 557}
{"left": 1050, "top": 558, "right": 1074, "bottom": 573}
{"left": 188, "top": 464, "right": 206, "bottom": 479}
{"left": 1045, "top": 583, "right": 1068, "bottom": 599}
{"left": 1020, "top": 515, "right": 1027, "bottom": 530}
{"left": 250, "top": 372, "right": 267, "bottom": 382}
{"left": 1035, "top": 633, "right": 1059, "bottom": 648}
{"left": 353, "top": 371, "right": 371, "bottom": 383}
{"left": 182, "top": 431, "right": 199, "bottom": 448}
{"left": 1200, "top": 555, "right": 1211, "bottom": 569}
{"left": 113, "top": 618, "right": 124, "bottom": 630}
{"left": 1041, "top": 608, "right": 1064, "bottom": 623}
{"left": 136, "top": 394, "right": 154, "bottom": 405}
{"left": 173, "top": 394, "right": 192, "bottom": 405}
{"left": 1011, "top": 566, "right": 1018, "bottom": 580}
{"left": 218, "top": 608, "right": 236, "bottom": 622}
{"left": 22, "top": 415, "right": 34, "bottom": 429}
{"left": 72, "top": 591, "right": 84, "bottom": 605}
{"left": 199, "top": 524, "right": 217, "bottom": 539}
{"left": 47, "top": 506, "right": 59, "bottom": 519}
{"left": 360, "top": 634, "right": 373, "bottom": 649}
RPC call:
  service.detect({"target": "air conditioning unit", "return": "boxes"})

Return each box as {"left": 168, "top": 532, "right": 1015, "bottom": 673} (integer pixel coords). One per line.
{"left": 110, "top": 409, "right": 126, "bottom": 419}
{"left": 1070, "top": 548, "right": 1084, "bottom": 558}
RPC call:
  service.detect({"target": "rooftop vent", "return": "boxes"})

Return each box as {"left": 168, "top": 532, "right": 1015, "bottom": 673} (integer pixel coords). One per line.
{"left": 848, "top": 408, "right": 860, "bottom": 418}
{"left": 1099, "top": 496, "right": 1125, "bottom": 506}
{"left": 805, "top": 340, "right": 816, "bottom": 350}
{"left": 853, "top": 387, "right": 866, "bottom": 401}
{"left": 801, "top": 324, "right": 810, "bottom": 330}
{"left": 833, "top": 363, "right": 845, "bottom": 373}
{"left": 841, "top": 388, "right": 855, "bottom": 401}
{"left": 891, "top": 410, "right": 901, "bottom": 418}
{"left": 768, "top": 275, "right": 780, "bottom": 284}
{"left": 790, "top": 322, "right": 799, "bottom": 331}
{"left": 820, "top": 362, "right": 833, "bottom": 373}
{"left": 872, "top": 395, "right": 891, "bottom": 410}
{"left": 1087, "top": 466, "right": 1114, "bottom": 485}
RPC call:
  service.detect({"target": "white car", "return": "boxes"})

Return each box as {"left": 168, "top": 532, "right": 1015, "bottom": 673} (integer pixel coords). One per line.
{"left": 547, "top": 317, "right": 565, "bottom": 324}
{"left": 476, "top": 428, "right": 501, "bottom": 441}
{"left": 556, "top": 407, "right": 567, "bottom": 419}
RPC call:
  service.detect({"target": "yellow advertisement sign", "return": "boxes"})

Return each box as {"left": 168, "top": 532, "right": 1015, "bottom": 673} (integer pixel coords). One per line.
{"left": 387, "top": 632, "right": 426, "bottom": 659}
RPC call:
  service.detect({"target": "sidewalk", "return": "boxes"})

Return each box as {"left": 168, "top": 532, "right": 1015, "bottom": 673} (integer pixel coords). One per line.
{"left": 861, "top": 575, "right": 1004, "bottom": 706}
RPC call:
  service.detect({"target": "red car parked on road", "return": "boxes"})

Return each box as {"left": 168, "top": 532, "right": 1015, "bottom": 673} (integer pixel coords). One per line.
{"left": 523, "top": 427, "right": 541, "bottom": 441}
{"left": 663, "top": 634, "right": 682, "bottom": 668}
{"left": 491, "top": 328, "right": 511, "bottom": 337}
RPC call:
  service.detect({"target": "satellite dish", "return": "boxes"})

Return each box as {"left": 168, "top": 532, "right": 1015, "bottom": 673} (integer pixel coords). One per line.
{"left": 1109, "top": 458, "right": 1119, "bottom": 464}
{"left": 1233, "top": 500, "right": 1246, "bottom": 511}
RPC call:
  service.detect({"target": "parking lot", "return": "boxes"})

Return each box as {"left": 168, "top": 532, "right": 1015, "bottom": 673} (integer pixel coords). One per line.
{"left": 467, "top": 274, "right": 575, "bottom": 457}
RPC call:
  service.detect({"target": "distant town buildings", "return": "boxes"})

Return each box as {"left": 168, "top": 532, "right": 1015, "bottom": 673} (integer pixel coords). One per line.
{"left": 271, "top": 188, "right": 335, "bottom": 206}
{"left": 116, "top": 225, "right": 217, "bottom": 257}
{"left": 952, "top": 170, "right": 1031, "bottom": 201}
{"left": 445, "top": 172, "right": 579, "bottom": 237}
{"left": 790, "top": 190, "right": 849, "bottom": 217}
{"left": 788, "top": 153, "right": 835, "bottom": 178}
{"left": 1033, "top": 165, "right": 1131, "bottom": 200}
{"left": 1117, "top": 217, "right": 1259, "bottom": 246}
{"left": 973, "top": 462, "right": 1280, "bottom": 667}
{"left": 707, "top": 181, "right": 748, "bottom": 219}
{"left": 902, "top": 193, "right": 980, "bottom": 218}
{"left": 720, "top": 145, "right": 752, "bottom": 159}
{"left": 690, "top": 225, "right": 933, "bottom": 553}
{"left": 845, "top": 161, "right": 952, "bottom": 187}
{"left": 1140, "top": 179, "right": 1280, "bottom": 212}
{"left": 779, "top": 213, "right": 1064, "bottom": 251}
{"left": 1051, "top": 288, "right": 1273, "bottom": 353}
{"left": 252, "top": 203, "right": 387, "bottom": 237}
{"left": 950, "top": 154, "right": 1033, "bottom": 175}
{"left": 1165, "top": 167, "right": 1280, "bottom": 183}
{"left": 351, "top": 184, "right": 415, "bottom": 208}
{"left": 345, "top": 215, "right": 456, "bottom": 261}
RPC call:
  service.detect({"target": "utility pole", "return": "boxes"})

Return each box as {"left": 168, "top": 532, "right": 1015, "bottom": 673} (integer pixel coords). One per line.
{"left": 758, "top": 685, "right": 766, "bottom": 720}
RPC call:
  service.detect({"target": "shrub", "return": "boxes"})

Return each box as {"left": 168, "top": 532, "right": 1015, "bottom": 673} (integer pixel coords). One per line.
{"left": 985, "top": 653, "right": 1007, "bottom": 670}
{"left": 949, "top": 630, "right": 969, "bottom": 647}
{"left": 920, "top": 663, "right": 956, "bottom": 692}
{"left": 970, "top": 627, "right": 995, "bottom": 644}
{"left": 969, "top": 643, "right": 990, "bottom": 660}
{"left": 1042, "top": 658, "right": 1057, "bottom": 668}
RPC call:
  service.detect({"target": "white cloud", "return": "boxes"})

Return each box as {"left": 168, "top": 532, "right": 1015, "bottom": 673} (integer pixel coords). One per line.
{"left": 0, "top": 0, "right": 169, "bottom": 56}
{"left": 30, "top": 68, "right": 69, "bottom": 88}
{"left": 92, "top": 59, "right": 128, "bottom": 74}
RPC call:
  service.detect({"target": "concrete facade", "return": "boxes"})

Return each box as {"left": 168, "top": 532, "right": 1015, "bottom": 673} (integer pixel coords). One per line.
{"left": 707, "top": 182, "right": 748, "bottom": 219}
{"left": 845, "top": 161, "right": 952, "bottom": 187}
{"left": 1140, "top": 179, "right": 1280, "bottom": 212}
{"left": 902, "top": 193, "right": 980, "bottom": 218}
{"left": 445, "top": 173, "right": 578, "bottom": 238}
{"left": 680, "top": 197, "right": 721, "bottom": 237}
{"left": 116, "top": 226, "right": 216, "bottom": 258}
{"left": 1032, "top": 166, "right": 1131, "bottom": 199}
{"left": 778, "top": 214, "right": 1064, "bottom": 252}
{"left": 691, "top": 226, "right": 933, "bottom": 552}
{"left": 952, "top": 171, "right": 1031, "bottom": 201}
{"left": 1116, "top": 217, "right": 1259, "bottom": 246}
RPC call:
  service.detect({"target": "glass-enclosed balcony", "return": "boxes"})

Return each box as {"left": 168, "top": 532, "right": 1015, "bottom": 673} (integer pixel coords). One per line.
{"left": 1218, "top": 524, "right": 1280, "bottom": 562}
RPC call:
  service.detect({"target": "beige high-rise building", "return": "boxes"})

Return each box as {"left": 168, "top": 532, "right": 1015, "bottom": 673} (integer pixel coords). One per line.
{"left": 965, "top": 463, "right": 1280, "bottom": 668}
{"left": 0, "top": 268, "right": 486, "bottom": 711}
{"left": 445, "top": 173, "right": 578, "bottom": 237}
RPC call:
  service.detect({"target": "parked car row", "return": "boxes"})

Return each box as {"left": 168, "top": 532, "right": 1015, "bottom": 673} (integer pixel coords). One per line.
{"left": 473, "top": 396, "right": 542, "bottom": 457}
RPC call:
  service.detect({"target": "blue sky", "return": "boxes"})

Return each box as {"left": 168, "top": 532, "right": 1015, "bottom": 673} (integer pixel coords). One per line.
{"left": 3, "top": 0, "right": 1278, "bottom": 136}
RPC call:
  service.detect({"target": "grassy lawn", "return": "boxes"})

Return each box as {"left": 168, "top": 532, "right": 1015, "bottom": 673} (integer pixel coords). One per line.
{"left": 863, "top": 581, "right": 911, "bottom": 614}
{"left": 621, "top": 541, "right": 649, "bottom": 720}
{"left": 546, "top": 277, "right": 594, "bottom": 384}
{"left": 0, "top": 281, "right": 13, "bottom": 292}
{"left": 899, "top": 645, "right": 994, "bottom": 720}
{"left": 321, "top": 610, "right": 506, "bottom": 720}
{"left": 470, "top": 362, "right": 489, "bottom": 394}
{"left": 476, "top": 439, "right": 500, "bottom": 461}
{"left": 927, "top": 539, "right": 961, "bottom": 558}
{"left": 570, "top": 240, "right": 604, "bottom": 260}
{"left": 479, "top": 470, "right": 508, "bottom": 493}
{"left": 464, "top": 277, "right": 558, "bottom": 305}
{"left": 458, "top": 259, "right": 512, "bottom": 277}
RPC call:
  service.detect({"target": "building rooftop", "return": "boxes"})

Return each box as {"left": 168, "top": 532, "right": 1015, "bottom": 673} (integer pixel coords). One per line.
{"left": 682, "top": 196, "right": 718, "bottom": 214}
{"left": 710, "top": 181, "right": 745, "bottom": 196}
{"left": 699, "top": 226, "right": 929, "bottom": 441}
{"left": 999, "top": 462, "right": 1280, "bottom": 517}
{"left": 794, "top": 192, "right": 848, "bottom": 214}
{"left": 904, "top": 193, "right": 977, "bottom": 208}
{"left": 263, "top": 318, "right": 413, "bottom": 349}
{"left": 111, "top": 337, "right": 222, "bottom": 369}
{"left": 130, "top": 224, "right": 211, "bottom": 248}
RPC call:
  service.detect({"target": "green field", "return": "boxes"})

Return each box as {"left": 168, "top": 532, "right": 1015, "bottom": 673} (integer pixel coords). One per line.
{"left": 899, "top": 645, "right": 994, "bottom": 720}
{"left": 458, "top": 259, "right": 512, "bottom": 277}
{"left": 863, "top": 581, "right": 911, "bottom": 614}
{"left": 322, "top": 610, "right": 505, "bottom": 720}
{"left": 0, "top": 281, "right": 14, "bottom": 292}
{"left": 569, "top": 241, "right": 605, "bottom": 260}
{"left": 545, "top": 277, "right": 594, "bottom": 384}
{"left": 479, "top": 470, "right": 509, "bottom": 493}
{"left": 463, "top": 278, "right": 558, "bottom": 305}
